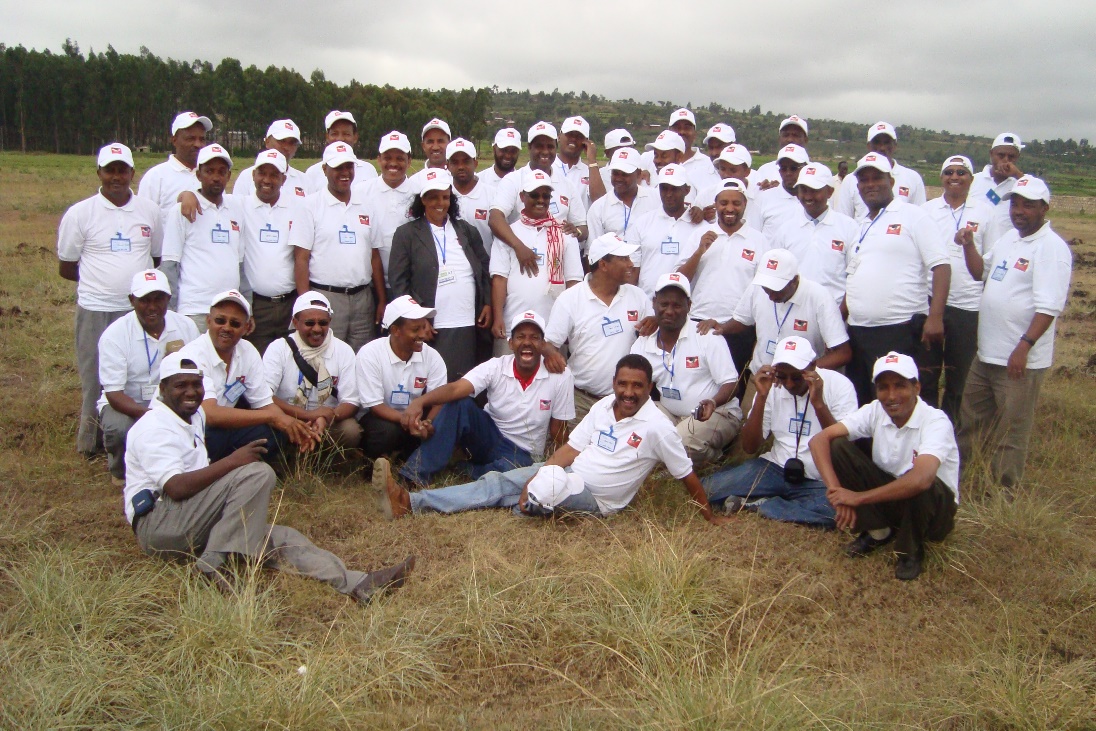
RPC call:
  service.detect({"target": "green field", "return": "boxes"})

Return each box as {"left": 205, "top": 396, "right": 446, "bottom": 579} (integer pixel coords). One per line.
{"left": 1, "top": 152, "right": 1094, "bottom": 729}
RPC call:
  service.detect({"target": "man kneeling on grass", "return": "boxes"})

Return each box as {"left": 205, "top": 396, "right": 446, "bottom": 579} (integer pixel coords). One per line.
{"left": 124, "top": 351, "right": 413, "bottom": 600}
{"left": 375, "top": 354, "right": 730, "bottom": 525}
{"left": 809, "top": 352, "right": 960, "bottom": 581}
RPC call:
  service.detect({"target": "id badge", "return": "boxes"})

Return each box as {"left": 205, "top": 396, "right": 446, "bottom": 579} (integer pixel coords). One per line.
{"left": 601, "top": 318, "right": 624, "bottom": 337}
{"left": 765, "top": 339, "right": 777, "bottom": 356}
{"left": 259, "top": 227, "right": 280, "bottom": 244}
{"left": 110, "top": 234, "right": 132, "bottom": 253}
{"left": 788, "top": 417, "right": 813, "bottom": 436}
{"left": 531, "top": 248, "right": 545, "bottom": 264}
{"left": 990, "top": 263, "right": 1008, "bottom": 281}
{"left": 986, "top": 189, "right": 1001, "bottom": 205}
{"left": 338, "top": 227, "right": 356, "bottom": 245}
{"left": 846, "top": 254, "right": 861, "bottom": 276}
{"left": 660, "top": 239, "right": 679, "bottom": 255}
{"left": 597, "top": 431, "right": 618, "bottom": 452}
{"left": 223, "top": 379, "right": 246, "bottom": 403}
{"left": 141, "top": 383, "right": 158, "bottom": 401}
{"left": 211, "top": 226, "right": 230, "bottom": 244}
{"left": 390, "top": 388, "right": 411, "bottom": 407}
{"left": 661, "top": 386, "right": 682, "bottom": 400}
{"left": 437, "top": 266, "right": 456, "bottom": 286}
{"left": 549, "top": 201, "right": 561, "bottom": 216}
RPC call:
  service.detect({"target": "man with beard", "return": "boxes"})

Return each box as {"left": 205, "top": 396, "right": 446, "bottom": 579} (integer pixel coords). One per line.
{"left": 447, "top": 138, "right": 494, "bottom": 252}
{"left": 303, "top": 110, "right": 378, "bottom": 195}
{"left": 556, "top": 115, "right": 606, "bottom": 206}
{"left": 476, "top": 128, "right": 522, "bottom": 190}
{"left": 138, "top": 112, "right": 211, "bottom": 217}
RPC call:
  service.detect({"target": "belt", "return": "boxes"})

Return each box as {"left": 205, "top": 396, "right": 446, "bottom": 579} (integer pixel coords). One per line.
{"left": 309, "top": 281, "right": 368, "bottom": 295}
{"left": 252, "top": 290, "right": 296, "bottom": 303}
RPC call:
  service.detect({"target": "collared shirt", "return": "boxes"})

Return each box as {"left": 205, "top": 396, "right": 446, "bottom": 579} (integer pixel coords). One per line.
{"left": 57, "top": 190, "right": 163, "bottom": 311}
{"left": 969, "top": 166, "right": 1017, "bottom": 208}
{"left": 288, "top": 188, "right": 377, "bottom": 288}
{"left": 586, "top": 185, "right": 660, "bottom": 243}
{"left": 262, "top": 335, "right": 360, "bottom": 409}
{"left": 678, "top": 149, "right": 722, "bottom": 193}
{"left": 556, "top": 157, "right": 593, "bottom": 211}
{"left": 977, "top": 222, "right": 1072, "bottom": 369}
{"left": 845, "top": 200, "right": 949, "bottom": 327}
{"left": 841, "top": 398, "right": 960, "bottom": 503}
{"left": 123, "top": 400, "right": 208, "bottom": 523}
{"left": 835, "top": 162, "right": 927, "bottom": 219}
{"left": 355, "top": 337, "right": 448, "bottom": 410}
{"left": 631, "top": 322, "right": 741, "bottom": 418}
{"left": 488, "top": 221, "right": 584, "bottom": 334}
{"left": 677, "top": 223, "right": 768, "bottom": 323}
{"left": 491, "top": 163, "right": 588, "bottom": 228}
{"left": 732, "top": 277, "right": 849, "bottom": 367}
{"left": 179, "top": 332, "right": 274, "bottom": 409}
{"left": 568, "top": 396, "right": 694, "bottom": 513}
{"left": 921, "top": 196, "right": 995, "bottom": 311}
{"left": 240, "top": 191, "right": 299, "bottom": 297}
{"left": 759, "top": 368, "right": 858, "bottom": 479}
{"left": 454, "top": 177, "right": 496, "bottom": 253}
{"left": 136, "top": 155, "right": 199, "bottom": 216}
{"left": 430, "top": 219, "right": 476, "bottom": 329}
{"left": 463, "top": 355, "right": 576, "bottom": 457}
{"left": 232, "top": 164, "right": 309, "bottom": 200}
{"left": 544, "top": 278, "right": 652, "bottom": 396}
{"left": 360, "top": 175, "right": 421, "bottom": 284}
{"left": 303, "top": 159, "right": 379, "bottom": 196}
{"left": 97, "top": 310, "right": 200, "bottom": 411}
{"left": 630, "top": 208, "right": 705, "bottom": 297}
{"left": 696, "top": 180, "right": 763, "bottom": 232}
{"left": 766, "top": 207, "right": 858, "bottom": 305}
{"left": 757, "top": 185, "right": 803, "bottom": 235}
{"left": 161, "top": 191, "right": 246, "bottom": 316}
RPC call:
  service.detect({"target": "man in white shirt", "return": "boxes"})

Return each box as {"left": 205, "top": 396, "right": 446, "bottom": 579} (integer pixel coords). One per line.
{"left": 231, "top": 119, "right": 308, "bottom": 200}
{"left": 447, "top": 138, "right": 493, "bottom": 252}
{"left": 835, "top": 121, "right": 927, "bottom": 219}
{"left": 703, "top": 123, "right": 736, "bottom": 162}
{"left": 303, "top": 110, "right": 378, "bottom": 195}
{"left": 631, "top": 164, "right": 704, "bottom": 296}
{"left": 262, "top": 292, "right": 362, "bottom": 450}
{"left": 586, "top": 147, "right": 660, "bottom": 243}
{"left": 843, "top": 153, "right": 950, "bottom": 406}
{"left": 360, "top": 131, "right": 421, "bottom": 291}
{"left": 477, "top": 128, "right": 522, "bottom": 189}
{"left": 408, "top": 118, "right": 451, "bottom": 188}
{"left": 810, "top": 352, "right": 960, "bottom": 581}
{"left": 757, "top": 144, "right": 810, "bottom": 235}
{"left": 291, "top": 141, "right": 386, "bottom": 352}
{"left": 970, "top": 132, "right": 1027, "bottom": 247}
{"left": 642, "top": 129, "right": 687, "bottom": 180}
{"left": 556, "top": 115, "right": 606, "bottom": 207}
{"left": 599, "top": 128, "right": 638, "bottom": 188}
{"left": 697, "top": 144, "right": 763, "bottom": 232}
{"left": 375, "top": 354, "right": 730, "bottom": 526}
{"left": 125, "top": 351, "right": 413, "bottom": 602}
{"left": 703, "top": 337, "right": 858, "bottom": 527}
{"left": 395, "top": 311, "right": 575, "bottom": 486}
{"left": 631, "top": 273, "right": 742, "bottom": 465}
{"left": 956, "top": 175, "right": 1072, "bottom": 488}
{"left": 137, "top": 111, "right": 210, "bottom": 216}
{"left": 58, "top": 143, "right": 163, "bottom": 456}
{"left": 754, "top": 115, "right": 809, "bottom": 189}
{"left": 98, "top": 269, "right": 200, "bottom": 484}
{"left": 665, "top": 108, "right": 720, "bottom": 192}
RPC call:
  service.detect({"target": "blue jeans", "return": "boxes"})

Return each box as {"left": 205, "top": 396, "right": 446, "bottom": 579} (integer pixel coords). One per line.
{"left": 409, "top": 464, "right": 603, "bottom": 516}
{"left": 399, "top": 398, "right": 533, "bottom": 486}
{"left": 702, "top": 458, "right": 835, "bottom": 528}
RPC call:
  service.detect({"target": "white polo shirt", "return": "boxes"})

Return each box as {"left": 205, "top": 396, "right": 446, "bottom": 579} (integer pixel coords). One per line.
{"left": 488, "top": 222, "right": 584, "bottom": 335}
{"left": 757, "top": 185, "right": 802, "bottom": 235}
{"left": 123, "top": 400, "right": 208, "bottom": 523}
{"left": 845, "top": 201, "right": 949, "bottom": 327}
{"left": 464, "top": 355, "right": 576, "bottom": 457}
{"left": 544, "top": 278, "right": 652, "bottom": 396}
{"left": 136, "top": 155, "right": 199, "bottom": 215}
{"left": 766, "top": 207, "right": 858, "bottom": 305}
{"left": 681, "top": 150, "right": 721, "bottom": 192}
{"left": 454, "top": 177, "right": 496, "bottom": 253}
{"left": 731, "top": 277, "right": 849, "bottom": 368}
{"left": 977, "top": 222, "right": 1072, "bottom": 369}
{"left": 262, "top": 335, "right": 360, "bottom": 409}
{"left": 288, "top": 189, "right": 377, "bottom": 289}
{"left": 231, "top": 164, "right": 309, "bottom": 201}
{"left": 240, "top": 192, "right": 299, "bottom": 298}
{"left": 476, "top": 166, "right": 508, "bottom": 190}
{"left": 303, "top": 159, "right": 378, "bottom": 196}
{"left": 921, "top": 196, "right": 995, "bottom": 312}
{"left": 759, "top": 367, "right": 858, "bottom": 479}
{"left": 586, "top": 186, "right": 660, "bottom": 244}
{"left": 676, "top": 223, "right": 768, "bottom": 323}
{"left": 555, "top": 158, "right": 593, "bottom": 211}
{"left": 630, "top": 322, "right": 740, "bottom": 418}
{"left": 355, "top": 337, "right": 448, "bottom": 411}
{"left": 835, "top": 162, "right": 927, "bottom": 220}
{"left": 360, "top": 176, "right": 420, "bottom": 282}
{"left": 161, "top": 192, "right": 246, "bottom": 316}
{"left": 57, "top": 191, "right": 163, "bottom": 311}
{"left": 970, "top": 167, "right": 1017, "bottom": 208}
{"left": 179, "top": 332, "right": 274, "bottom": 409}
{"left": 630, "top": 208, "right": 705, "bottom": 297}
{"left": 568, "top": 396, "right": 694, "bottom": 513}
{"left": 841, "top": 398, "right": 960, "bottom": 503}
{"left": 491, "top": 164, "right": 587, "bottom": 228}
{"left": 96, "top": 310, "right": 201, "bottom": 411}
{"left": 429, "top": 220, "right": 476, "bottom": 329}
{"left": 696, "top": 181, "right": 763, "bottom": 232}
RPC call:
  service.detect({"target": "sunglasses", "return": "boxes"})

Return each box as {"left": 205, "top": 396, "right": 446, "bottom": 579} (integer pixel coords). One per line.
{"left": 301, "top": 319, "right": 331, "bottom": 328}
{"left": 211, "top": 315, "right": 246, "bottom": 328}
{"left": 942, "top": 168, "right": 970, "bottom": 177}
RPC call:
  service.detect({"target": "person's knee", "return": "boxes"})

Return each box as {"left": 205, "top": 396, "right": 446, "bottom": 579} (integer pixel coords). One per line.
{"left": 235, "top": 461, "right": 277, "bottom": 496}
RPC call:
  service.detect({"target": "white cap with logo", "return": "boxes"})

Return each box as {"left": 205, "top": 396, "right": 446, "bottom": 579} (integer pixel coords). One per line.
{"left": 325, "top": 111, "right": 357, "bottom": 130}
{"left": 669, "top": 108, "right": 696, "bottom": 126}
{"left": 131, "top": 269, "right": 171, "bottom": 298}
{"left": 383, "top": 295, "right": 437, "bottom": 328}
{"left": 776, "top": 144, "right": 810, "bottom": 165}
{"left": 854, "top": 152, "right": 893, "bottom": 175}
{"left": 795, "top": 163, "right": 834, "bottom": 190}
{"left": 645, "top": 130, "right": 686, "bottom": 153}
{"left": 992, "top": 132, "right": 1025, "bottom": 150}
{"left": 704, "top": 124, "right": 736, "bottom": 144}
{"left": 604, "top": 128, "right": 635, "bottom": 150}
{"left": 197, "top": 144, "right": 232, "bottom": 168}
{"left": 772, "top": 336, "right": 817, "bottom": 371}
{"left": 292, "top": 291, "right": 334, "bottom": 317}
{"left": 657, "top": 163, "right": 690, "bottom": 187}
{"left": 521, "top": 168, "right": 554, "bottom": 193}
{"left": 422, "top": 118, "right": 451, "bottom": 138}
{"left": 588, "top": 232, "right": 639, "bottom": 264}
{"left": 97, "top": 142, "right": 134, "bottom": 168}
{"left": 872, "top": 351, "right": 919, "bottom": 381}
{"left": 509, "top": 310, "right": 547, "bottom": 335}
{"left": 561, "top": 116, "right": 591, "bottom": 138}
{"left": 607, "top": 147, "right": 641, "bottom": 174}
{"left": 379, "top": 131, "right": 412, "bottom": 155}
{"left": 419, "top": 168, "right": 454, "bottom": 195}
{"left": 1005, "top": 175, "right": 1051, "bottom": 203}
{"left": 940, "top": 155, "right": 973, "bottom": 174}
{"left": 779, "top": 115, "right": 809, "bottom": 134}
{"left": 528, "top": 121, "right": 558, "bottom": 142}
{"left": 752, "top": 249, "right": 799, "bottom": 291}
{"left": 255, "top": 149, "right": 288, "bottom": 174}
{"left": 868, "top": 121, "right": 897, "bottom": 141}
{"left": 266, "top": 119, "right": 301, "bottom": 141}
{"left": 446, "top": 138, "right": 477, "bottom": 160}
{"left": 159, "top": 351, "right": 204, "bottom": 382}
{"left": 654, "top": 271, "right": 691, "bottom": 297}
{"left": 493, "top": 128, "right": 522, "bottom": 150}
{"left": 171, "top": 111, "right": 212, "bottom": 135}
{"left": 718, "top": 144, "right": 753, "bottom": 168}
{"left": 323, "top": 142, "right": 357, "bottom": 168}
{"left": 210, "top": 289, "right": 251, "bottom": 317}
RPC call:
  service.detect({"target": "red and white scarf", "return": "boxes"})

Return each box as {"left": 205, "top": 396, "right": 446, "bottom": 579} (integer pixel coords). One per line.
{"left": 520, "top": 212, "right": 565, "bottom": 285}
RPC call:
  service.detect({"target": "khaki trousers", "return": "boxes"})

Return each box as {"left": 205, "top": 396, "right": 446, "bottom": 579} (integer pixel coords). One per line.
{"left": 655, "top": 402, "right": 743, "bottom": 467}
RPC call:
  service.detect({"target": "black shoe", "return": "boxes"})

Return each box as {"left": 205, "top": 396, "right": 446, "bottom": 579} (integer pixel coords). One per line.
{"left": 845, "top": 530, "right": 894, "bottom": 558}
{"left": 351, "top": 555, "right": 415, "bottom": 604}
{"left": 721, "top": 496, "right": 747, "bottom": 515}
{"left": 895, "top": 548, "right": 924, "bottom": 581}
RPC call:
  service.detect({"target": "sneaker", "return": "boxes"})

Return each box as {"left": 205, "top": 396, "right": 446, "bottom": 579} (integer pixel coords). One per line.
{"left": 721, "top": 496, "right": 748, "bottom": 515}
{"left": 350, "top": 556, "right": 416, "bottom": 604}
{"left": 895, "top": 548, "right": 924, "bottom": 581}
{"left": 845, "top": 530, "right": 894, "bottom": 558}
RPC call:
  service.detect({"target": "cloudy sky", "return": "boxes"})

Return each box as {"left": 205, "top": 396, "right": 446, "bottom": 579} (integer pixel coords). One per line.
{"left": 3, "top": 0, "right": 1093, "bottom": 141}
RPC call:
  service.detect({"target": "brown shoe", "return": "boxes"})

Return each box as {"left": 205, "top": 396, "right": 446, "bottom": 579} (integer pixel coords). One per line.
{"left": 372, "top": 458, "right": 411, "bottom": 520}
{"left": 350, "top": 555, "right": 416, "bottom": 604}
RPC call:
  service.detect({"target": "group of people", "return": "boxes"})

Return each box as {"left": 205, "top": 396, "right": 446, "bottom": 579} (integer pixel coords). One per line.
{"left": 56, "top": 107, "right": 1072, "bottom": 596}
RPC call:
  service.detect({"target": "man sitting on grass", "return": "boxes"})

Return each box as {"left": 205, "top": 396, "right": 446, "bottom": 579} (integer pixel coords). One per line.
{"left": 374, "top": 354, "right": 730, "bottom": 526}
{"left": 809, "top": 352, "right": 960, "bottom": 581}
{"left": 124, "top": 351, "right": 413, "bottom": 601}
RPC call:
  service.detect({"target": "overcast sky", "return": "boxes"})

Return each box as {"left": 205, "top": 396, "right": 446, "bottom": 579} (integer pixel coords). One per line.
{"left": 3, "top": 0, "right": 1093, "bottom": 142}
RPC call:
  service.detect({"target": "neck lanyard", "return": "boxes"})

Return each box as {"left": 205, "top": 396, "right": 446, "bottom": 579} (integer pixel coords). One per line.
{"left": 773, "top": 300, "right": 794, "bottom": 336}
{"left": 142, "top": 329, "right": 158, "bottom": 378}
{"left": 792, "top": 394, "right": 807, "bottom": 455}
{"left": 948, "top": 201, "right": 967, "bottom": 232}
{"left": 621, "top": 201, "right": 633, "bottom": 235}
{"left": 858, "top": 205, "right": 888, "bottom": 244}
{"left": 657, "top": 332, "right": 677, "bottom": 383}
{"left": 431, "top": 222, "right": 447, "bottom": 264}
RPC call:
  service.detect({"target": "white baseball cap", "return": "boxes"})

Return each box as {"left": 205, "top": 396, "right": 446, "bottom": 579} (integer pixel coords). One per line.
{"left": 419, "top": 168, "right": 454, "bottom": 195}
{"left": 654, "top": 271, "right": 691, "bottom": 297}
{"left": 526, "top": 464, "right": 585, "bottom": 510}
{"left": 588, "top": 232, "right": 638, "bottom": 264}
{"left": 378, "top": 131, "right": 412, "bottom": 155}
{"left": 607, "top": 147, "right": 641, "bottom": 174}
{"left": 645, "top": 130, "right": 686, "bottom": 153}
{"left": 323, "top": 141, "right": 357, "bottom": 168}
{"left": 872, "top": 351, "right": 919, "bottom": 381}
{"left": 657, "top": 163, "right": 690, "bottom": 187}
{"left": 292, "top": 291, "right": 334, "bottom": 318}
{"left": 528, "top": 121, "right": 558, "bottom": 142}
{"left": 1005, "top": 175, "right": 1051, "bottom": 203}
{"left": 669, "top": 108, "right": 696, "bottom": 126}
{"left": 561, "top": 116, "right": 590, "bottom": 138}
{"left": 97, "top": 142, "right": 134, "bottom": 168}
{"left": 772, "top": 337, "right": 816, "bottom": 371}
{"left": 604, "top": 128, "right": 635, "bottom": 149}
{"left": 383, "top": 295, "right": 436, "bottom": 328}
{"left": 325, "top": 110, "right": 357, "bottom": 130}
{"left": 752, "top": 249, "right": 799, "bottom": 290}
{"left": 940, "top": 155, "right": 973, "bottom": 175}
{"left": 210, "top": 289, "right": 251, "bottom": 317}
{"left": 197, "top": 144, "right": 232, "bottom": 168}
{"left": 159, "top": 351, "right": 203, "bottom": 382}
{"left": 520, "top": 168, "right": 554, "bottom": 193}
{"left": 868, "top": 121, "right": 897, "bottom": 142}
{"left": 171, "top": 111, "right": 212, "bottom": 135}
{"left": 446, "top": 137, "right": 477, "bottom": 160}
{"left": 992, "top": 132, "right": 1025, "bottom": 151}
{"left": 795, "top": 163, "right": 834, "bottom": 190}
{"left": 493, "top": 128, "right": 522, "bottom": 150}
{"left": 715, "top": 178, "right": 748, "bottom": 196}
{"left": 266, "top": 119, "right": 301, "bottom": 141}
{"left": 130, "top": 269, "right": 171, "bottom": 298}
{"left": 422, "top": 118, "right": 451, "bottom": 138}
{"left": 776, "top": 144, "right": 810, "bottom": 165}
{"left": 718, "top": 144, "right": 753, "bottom": 168}
{"left": 509, "top": 310, "right": 547, "bottom": 335}
{"left": 854, "top": 152, "right": 893, "bottom": 175}
{"left": 703, "top": 124, "right": 736, "bottom": 144}
{"left": 254, "top": 149, "right": 288, "bottom": 174}
{"left": 779, "top": 115, "right": 809, "bottom": 135}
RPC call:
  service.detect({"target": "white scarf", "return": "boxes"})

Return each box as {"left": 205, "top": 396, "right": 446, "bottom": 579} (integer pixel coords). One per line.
{"left": 290, "top": 330, "right": 334, "bottom": 407}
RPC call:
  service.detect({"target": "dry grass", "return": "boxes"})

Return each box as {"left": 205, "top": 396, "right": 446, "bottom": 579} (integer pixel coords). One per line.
{"left": 1, "top": 151, "right": 1094, "bottom": 728}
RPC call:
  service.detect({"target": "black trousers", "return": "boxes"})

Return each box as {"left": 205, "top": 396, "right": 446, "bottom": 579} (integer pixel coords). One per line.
{"left": 923, "top": 306, "right": 979, "bottom": 425}
{"left": 846, "top": 315, "right": 942, "bottom": 407}
{"left": 359, "top": 412, "right": 420, "bottom": 459}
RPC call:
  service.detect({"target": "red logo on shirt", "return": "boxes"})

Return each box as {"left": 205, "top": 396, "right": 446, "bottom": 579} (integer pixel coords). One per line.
{"left": 539, "top": 399, "right": 552, "bottom": 411}
{"left": 230, "top": 220, "right": 240, "bottom": 232}
{"left": 766, "top": 258, "right": 779, "bottom": 270}
{"left": 966, "top": 222, "right": 979, "bottom": 231}
{"left": 831, "top": 239, "right": 845, "bottom": 251}
{"left": 685, "top": 356, "right": 700, "bottom": 369}
{"left": 742, "top": 249, "right": 755, "bottom": 261}
{"left": 1014, "top": 258, "right": 1030, "bottom": 271}
{"left": 560, "top": 195, "right": 569, "bottom": 206}
{"left": 885, "top": 224, "right": 902, "bottom": 235}
{"left": 140, "top": 225, "right": 152, "bottom": 238}
{"left": 627, "top": 310, "right": 639, "bottom": 322}
{"left": 414, "top": 377, "right": 428, "bottom": 389}
{"left": 475, "top": 209, "right": 488, "bottom": 220}
{"left": 580, "top": 177, "right": 589, "bottom": 185}
{"left": 898, "top": 186, "right": 910, "bottom": 197}
{"left": 793, "top": 319, "right": 808, "bottom": 331}
{"left": 359, "top": 214, "right": 370, "bottom": 225}
{"left": 627, "top": 432, "right": 643, "bottom": 448}
{"left": 294, "top": 187, "right": 305, "bottom": 197}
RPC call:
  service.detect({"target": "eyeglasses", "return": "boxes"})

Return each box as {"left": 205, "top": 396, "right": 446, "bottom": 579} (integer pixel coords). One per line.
{"left": 942, "top": 168, "right": 970, "bottom": 177}
{"left": 211, "top": 316, "right": 246, "bottom": 328}
{"left": 525, "top": 190, "right": 552, "bottom": 200}
{"left": 301, "top": 319, "right": 330, "bottom": 328}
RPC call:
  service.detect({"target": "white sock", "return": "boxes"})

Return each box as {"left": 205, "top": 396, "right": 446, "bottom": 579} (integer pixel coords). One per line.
{"left": 868, "top": 528, "right": 892, "bottom": 541}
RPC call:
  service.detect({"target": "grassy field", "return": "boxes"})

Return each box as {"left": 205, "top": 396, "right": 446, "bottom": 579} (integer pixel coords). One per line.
{"left": 1, "top": 151, "right": 1094, "bottom": 729}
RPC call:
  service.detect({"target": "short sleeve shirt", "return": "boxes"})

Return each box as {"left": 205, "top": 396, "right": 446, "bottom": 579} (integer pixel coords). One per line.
{"left": 360, "top": 176, "right": 420, "bottom": 282}
{"left": 355, "top": 337, "right": 448, "bottom": 410}
{"left": 240, "top": 192, "right": 300, "bottom": 297}
{"left": 586, "top": 186, "right": 660, "bottom": 243}
{"left": 732, "top": 277, "right": 848, "bottom": 367}
{"left": 921, "top": 196, "right": 994, "bottom": 312}
{"left": 759, "top": 368, "right": 858, "bottom": 479}
{"left": 491, "top": 163, "right": 587, "bottom": 228}
{"left": 123, "top": 400, "right": 209, "bottom": 523}
{"left": 488, "top": 221, "right": 584, "bottom": 334}
{"left": 676, "top": 223, "right": 768, "bottom": 323}
{"left": 766, "top": 207, "right": 858, "bottom": 305}
{"left": 161, "top": 192, "right": 246, "bottom": 316}
{"left": 136, "top": 156, "right": 199, "bottom": 216}
{"left": 97, "top": 310, "right": 201, "bottom": 411}
{"left": 630, "top": 208, "right": 706, "bottom": 297}
{"left": 630, "top": 323, "right": 740, "bottom": 418}
{"left": 288, "top": 188, "right": 376, "bottom": 288}
{"left": 262, "top": 335, "right": 360, "bottom": 409}
{"left": 179, "top": 332, "right": 274, "bottom": 409}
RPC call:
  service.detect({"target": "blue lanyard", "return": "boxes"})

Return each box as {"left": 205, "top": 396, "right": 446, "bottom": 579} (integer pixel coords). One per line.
{"left": 858, "top": 206, "right": 889, "bottom": 244}
{"left": 949, "top": 202, "right": 967, "bottom": 232}
{"left": 773, "top": 301, "right": 794, "bottom": 335}
{"left": 431, "top": 223, "right": 447, "bottom": 265}
{"left": 621, "top": 202, "right": 632, "bottom": 236}
{"left": 141, "top": 329, "right": 158, "bottom": 378}
{"left": 657, "top": 334, "right": 677, "bottom": 383}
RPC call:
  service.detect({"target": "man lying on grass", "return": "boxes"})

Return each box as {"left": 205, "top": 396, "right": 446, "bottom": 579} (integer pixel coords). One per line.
{"left": 809, "top": 352, "right": 959, "bottom": 581}
{"left": 375, "top": 354, "right": 731, "bottom": 525}
{"left": 124, "top": 351, "right": 413, "bottom": 601}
